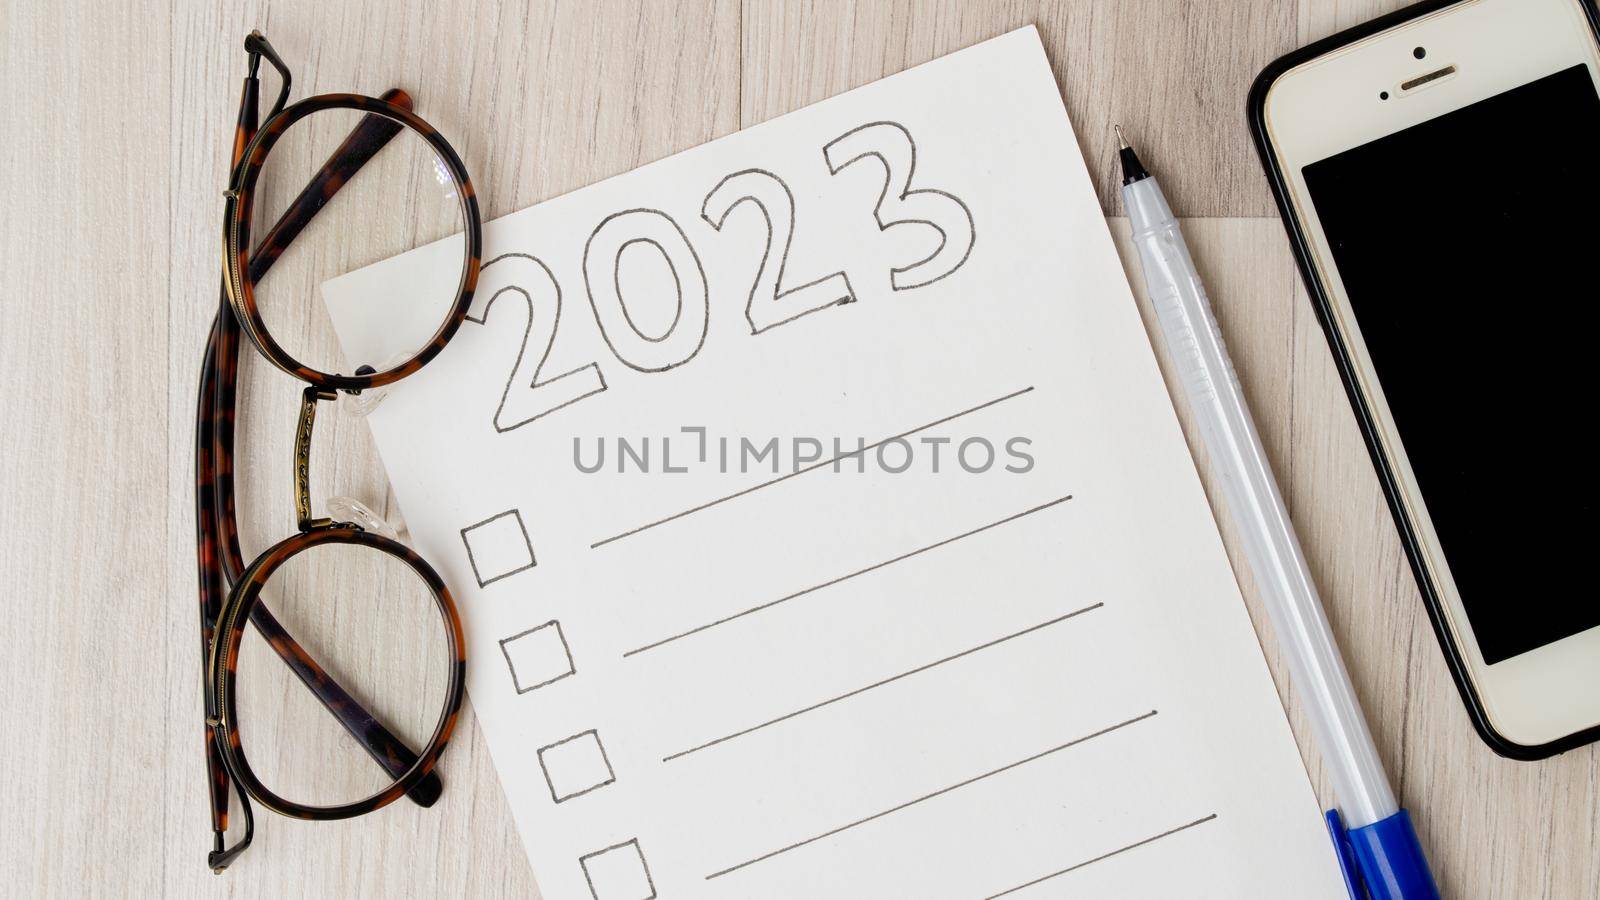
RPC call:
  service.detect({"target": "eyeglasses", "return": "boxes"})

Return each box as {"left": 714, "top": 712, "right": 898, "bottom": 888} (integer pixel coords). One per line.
{"left": 196, "top": 31, "right": 482, "bottom": 871}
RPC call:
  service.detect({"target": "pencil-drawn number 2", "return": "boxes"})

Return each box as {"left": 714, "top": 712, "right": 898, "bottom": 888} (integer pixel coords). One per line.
{"left": 702, "top": 169, "right": 855, "bottom": 334}
{"left": 467, "top": 253, "right": 607, "bottom": 433}
{"left": 824, "top": 121, "right": 975, "bottom": 291}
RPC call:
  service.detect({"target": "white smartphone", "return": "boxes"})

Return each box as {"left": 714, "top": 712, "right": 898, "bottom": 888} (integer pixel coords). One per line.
{"left": 1250, "top": 0, "right": 1600, "bottom": 759}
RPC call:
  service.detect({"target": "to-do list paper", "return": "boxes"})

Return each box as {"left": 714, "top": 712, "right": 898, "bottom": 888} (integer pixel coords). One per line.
{"left": 325, "top": 27, "right": 1344, "bottom": 899}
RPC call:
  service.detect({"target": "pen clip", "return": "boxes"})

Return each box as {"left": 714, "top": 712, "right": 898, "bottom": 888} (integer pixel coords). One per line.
{"left": 1325, "top": 809, "right": 1369, "bottom": 900}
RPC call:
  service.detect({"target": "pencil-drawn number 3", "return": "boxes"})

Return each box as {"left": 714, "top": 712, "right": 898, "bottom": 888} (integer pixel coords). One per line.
{"left": 823, "top": 121, "right": 976, "bottom": 291}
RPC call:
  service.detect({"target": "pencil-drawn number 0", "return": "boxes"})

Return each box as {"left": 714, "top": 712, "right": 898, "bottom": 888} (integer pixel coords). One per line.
{"left": 701, "top": 169, "right": 855, "bottom": 334}
{"left": 467, "top": 253, "right": 607, "bottom": 432}
{"left": 583, "top": 209, "right": 710, "bottom": 372}
{"left": 823, "top": 121, "right": 975, "bottom": 290}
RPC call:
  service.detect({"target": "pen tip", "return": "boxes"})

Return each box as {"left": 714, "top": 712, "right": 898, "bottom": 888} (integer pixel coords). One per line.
{"left": 1115, "top": 126, "right": 1150, "bottom": 186}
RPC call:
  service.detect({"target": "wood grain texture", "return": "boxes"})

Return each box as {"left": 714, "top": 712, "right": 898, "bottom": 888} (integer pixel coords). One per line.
{"left": 1300, "top": 0, "right": 1417, "bottom": 44}
{"left": 1, "top": 0, "right": 1595, "bottom": 897}
{"left": 742, "top": 0, "right": 1298, "bottom": 216}
{"left": 0, "top": 0, "right": 172, "bottom": 895}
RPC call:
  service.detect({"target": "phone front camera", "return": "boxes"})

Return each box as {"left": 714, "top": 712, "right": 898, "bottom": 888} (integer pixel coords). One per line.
{"left": 1380, "top": 91, "right": 1389, "bottom": 100}
{"left": 1413, "top": 46, "right": 1426, "bottom": 59}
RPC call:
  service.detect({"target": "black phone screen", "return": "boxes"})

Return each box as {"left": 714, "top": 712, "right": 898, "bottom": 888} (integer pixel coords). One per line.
{"left": 1301, "top": 63, "right": 1600, "bottom": 665}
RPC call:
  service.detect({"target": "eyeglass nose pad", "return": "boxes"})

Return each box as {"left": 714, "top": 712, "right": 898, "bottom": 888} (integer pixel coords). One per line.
{"left": 338, "top": 352, "right": 412, "bottom": 418}
{"left": 325, "top": 496, "right": 404, "bottom": 543}
{"left": 339, "top": 385, "right": 388, "bottom": 418}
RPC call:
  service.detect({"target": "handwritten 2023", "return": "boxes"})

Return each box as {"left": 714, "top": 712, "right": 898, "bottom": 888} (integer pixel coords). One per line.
{"left": 465, "top": 121, "right": 975, "bottom": 433}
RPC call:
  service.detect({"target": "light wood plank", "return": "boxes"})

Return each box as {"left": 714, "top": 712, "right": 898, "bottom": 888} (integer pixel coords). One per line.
{"left": 742, "top": 0, "right": 1298, "bottom": 217}
{"left": 1299, "top": 0, "right": 1416, "bottom": 45}
{"left": 0, "top": 0, "right": 172, "bottom": 895}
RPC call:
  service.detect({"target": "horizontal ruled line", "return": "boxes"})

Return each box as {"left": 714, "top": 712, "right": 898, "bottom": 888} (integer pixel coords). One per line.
{"left": 662, "top": 602, "right": 1105, "bottom": 762}
{"left": 703, "top": 709, "right": 1159, "bottom": 881}
{"left": 983, "top": 813, "right": 1219, "bottom": 898}
{"left": 622, "top": 494, "right": 1074, "bottom": 658}
{"left": 589, "top": 386, "right": 1035, "bottom": 549}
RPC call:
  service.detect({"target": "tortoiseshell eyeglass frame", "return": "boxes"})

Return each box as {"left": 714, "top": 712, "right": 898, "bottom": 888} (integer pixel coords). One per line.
{"left": 195, "top": 31, "right": 482, "bottom": 873}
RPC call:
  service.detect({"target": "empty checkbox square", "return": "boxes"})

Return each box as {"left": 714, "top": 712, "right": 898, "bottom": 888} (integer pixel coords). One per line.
{"left": 580, "top": 839, "right": 655, "bottom": 900}
{"left": 460, "top": 509, "right": 535, "bottom": 587}
{"left": 500, "top": 621, "right": 576, "bottom": 693}
{"left": 538, "top": 729, "right": 616, "bottom": 803}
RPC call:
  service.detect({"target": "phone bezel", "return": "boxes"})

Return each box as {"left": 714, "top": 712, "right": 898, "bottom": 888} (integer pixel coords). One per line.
{"left": 1248, "top": 0, "right": 1600, "bottom": 759}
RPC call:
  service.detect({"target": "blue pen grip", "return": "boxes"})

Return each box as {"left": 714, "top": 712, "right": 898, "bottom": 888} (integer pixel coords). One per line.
{"left": 1348, "top": 810, "right": 1441, "bottom": 900}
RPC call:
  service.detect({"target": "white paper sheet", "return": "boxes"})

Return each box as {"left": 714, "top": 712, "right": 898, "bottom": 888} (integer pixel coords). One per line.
{"left": 324, "top": 27, "right": 1345, "bottom": 899}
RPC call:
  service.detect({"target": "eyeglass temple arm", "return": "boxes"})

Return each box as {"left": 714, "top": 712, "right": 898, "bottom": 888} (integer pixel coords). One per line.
{"left": 243, "top": 30, "right": 291, "bottom": 121}
{"left": 248, "top": 602, "right": 448, "bottom": 798}
{"left": 197, "top": 315, "right": 250, "bottom": 873}
{"left": 198, "top": 58, "right": 267, "bottom": 872}
{"left": 248, "top": 88, "right": 413, "bottom": 284}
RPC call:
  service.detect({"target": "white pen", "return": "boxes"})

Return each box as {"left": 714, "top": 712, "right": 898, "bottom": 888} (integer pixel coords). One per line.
{"left": 1115, "top": 126, "right": 1439, "bottom": 900}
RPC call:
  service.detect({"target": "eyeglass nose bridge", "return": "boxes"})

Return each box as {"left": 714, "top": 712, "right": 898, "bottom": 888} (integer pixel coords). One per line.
{"left": 293, "top": 385, "right": 339, "bottom": 532}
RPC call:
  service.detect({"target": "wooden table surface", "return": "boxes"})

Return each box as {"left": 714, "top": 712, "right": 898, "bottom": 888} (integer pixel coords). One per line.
{"left": 3, "top": 0, "right": 1596, "bottom": 896}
